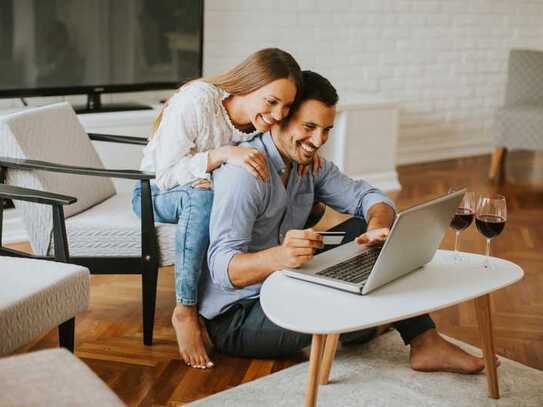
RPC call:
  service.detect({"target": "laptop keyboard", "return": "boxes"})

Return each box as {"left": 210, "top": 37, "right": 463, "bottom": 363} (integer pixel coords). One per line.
{"left": 316, "top": 247, "right": 382, "bottom": 284}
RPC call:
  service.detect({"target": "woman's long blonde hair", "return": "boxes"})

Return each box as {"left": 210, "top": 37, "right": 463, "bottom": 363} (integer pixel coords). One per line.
{"left": 152, "top": 48, "right": 302, "bottom": 135}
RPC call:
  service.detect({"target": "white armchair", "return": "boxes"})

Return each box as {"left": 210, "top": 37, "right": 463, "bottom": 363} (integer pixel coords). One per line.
{"left": 490, "top": 49, "right": 543, "bottom": 182}
{"left": 0, "top": 102, "right": 176, "bottom": 345}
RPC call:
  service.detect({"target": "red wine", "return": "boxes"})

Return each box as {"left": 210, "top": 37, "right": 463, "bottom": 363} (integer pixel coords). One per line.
{"left": 450, "top": 208, "right": 474, "bottom": 231}
{"left": 476, "top": 215, "right": 506, "bottom": 239}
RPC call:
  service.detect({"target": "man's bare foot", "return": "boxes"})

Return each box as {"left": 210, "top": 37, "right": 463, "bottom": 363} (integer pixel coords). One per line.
{"left": 172, "top": 304, "right": 214, "bottom": 369}
{"left": 409, "top": 329, "right": 496, "bottom": 374}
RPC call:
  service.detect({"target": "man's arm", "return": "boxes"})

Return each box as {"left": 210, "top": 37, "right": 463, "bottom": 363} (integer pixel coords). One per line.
{"left": 367, "top": 201, "right": 395, "bottom": 230}
{"left": 314, "top": 160, "right": 396, "bottom": 245}
{"left": 206, "top": 165, "right": 261, "bottom": 290}
{"left": 314, "top": 160, "right": 396, "bottom": 220}
{"left": 228, "top": 248, "right": 281, "bottom": 288}
{"left": 208, "top": 164, "right": 322, "bottom": 289}
{"left": 356, "top": 202, "right": 396, "bottom": 246}
{"left": 228, "top": 229, "right": 323, "bottom": 288}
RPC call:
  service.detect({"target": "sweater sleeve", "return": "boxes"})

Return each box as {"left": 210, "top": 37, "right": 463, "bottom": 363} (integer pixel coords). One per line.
{"left": 151, "top": 88, "right": 211, "bottom": 191}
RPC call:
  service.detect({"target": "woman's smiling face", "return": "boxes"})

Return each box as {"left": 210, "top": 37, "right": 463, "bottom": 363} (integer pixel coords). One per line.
{"left": 242, "top": 78, "right": 298, "bottom": 132}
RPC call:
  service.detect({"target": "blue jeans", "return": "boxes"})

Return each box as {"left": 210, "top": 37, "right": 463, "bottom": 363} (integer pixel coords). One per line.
{"left": 132, "top": 181, "right": 213, "bottom": 305}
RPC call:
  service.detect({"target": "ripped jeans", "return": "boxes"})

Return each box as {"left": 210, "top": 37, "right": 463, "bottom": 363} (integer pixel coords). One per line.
{"left": 132, "top": 181, "right": 213, "bottom": 305}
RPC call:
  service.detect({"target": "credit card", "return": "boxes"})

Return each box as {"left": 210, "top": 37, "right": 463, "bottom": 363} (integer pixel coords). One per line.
{"left": 317, "top": 231, "right": 346, "bottom": 245}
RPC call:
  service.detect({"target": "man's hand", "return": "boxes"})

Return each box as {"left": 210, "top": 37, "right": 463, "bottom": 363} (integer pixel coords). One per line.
{"left": 358, "top": 203, "right": 395, "bottom": 247}
{"left": 228, "top": 229, "right": 323, "bottom": 288}
{"left": 277, "top": 229, "right": 324, "bottom": 268}
{"left": 356, "top": 227, "right": 390, "bottom": 247}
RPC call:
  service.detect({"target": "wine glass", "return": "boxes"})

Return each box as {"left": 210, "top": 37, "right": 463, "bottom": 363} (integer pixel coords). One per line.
{"left": 475, "top": 193, "right": 507, "bottom": 270}
{"left": 448, "top": 190, "right": 476, "bottom": 262}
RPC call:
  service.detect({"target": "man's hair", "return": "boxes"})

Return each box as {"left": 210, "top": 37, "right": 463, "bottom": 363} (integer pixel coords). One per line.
{"left": 299, "top": 70, "right": 339, "bottom": 106}
{"left": 283, "top": 70, "right": 338, "bottom": 127}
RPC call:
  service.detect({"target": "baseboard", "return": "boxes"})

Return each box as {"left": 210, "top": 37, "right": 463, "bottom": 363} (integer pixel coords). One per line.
{"left": 352, "top": 171, "right": 401, "bottom": 192}
{"left": 2, "top": 209, "right": 28, "bottom": 244}
{"left": 397, "top": 133, "right": 492, "bottom": 165}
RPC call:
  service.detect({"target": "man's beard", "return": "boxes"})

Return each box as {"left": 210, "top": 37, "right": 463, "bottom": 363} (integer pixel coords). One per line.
{"left": 295, "top": 140, "right": 317, "bottom": 165}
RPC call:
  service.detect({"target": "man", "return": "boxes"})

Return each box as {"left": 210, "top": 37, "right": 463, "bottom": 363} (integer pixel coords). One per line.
{"left": 199, "top": 71, "right": 486, "bottom": 374}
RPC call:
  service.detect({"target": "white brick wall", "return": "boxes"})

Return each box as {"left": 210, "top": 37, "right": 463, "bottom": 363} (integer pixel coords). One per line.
{"left": 2, "top": 0, "right": 542, "bottom": 164}
{"left": 203, "top": 0, "right": 543, "bottom": 164}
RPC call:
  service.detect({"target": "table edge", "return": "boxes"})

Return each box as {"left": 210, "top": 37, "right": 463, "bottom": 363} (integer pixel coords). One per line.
{"left": 262, "top": 266, "right": 524, "bottom": 335}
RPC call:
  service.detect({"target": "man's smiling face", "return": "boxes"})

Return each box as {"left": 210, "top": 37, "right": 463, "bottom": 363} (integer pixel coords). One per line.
{"left": 276, "top": 99, "right": 336, "bottom": 165}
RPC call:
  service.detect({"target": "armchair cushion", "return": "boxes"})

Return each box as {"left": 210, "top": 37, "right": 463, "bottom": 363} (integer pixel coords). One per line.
{"left": 494, "top": 105, "right": 543, "bottom": 151}
{"left": 55, "top": 193, "right": 176, "bottom": 266}
{"left": 0, "top": 257, "right": 89, "bottom": 355}
{"left": 0, "top": 349, "right": 124, "bottom": 406}
{"left": 493, "top": 49, "right": 543, "bottom": 153}
{"left": 504, "top": 49, "right": 543, "bottom": 106}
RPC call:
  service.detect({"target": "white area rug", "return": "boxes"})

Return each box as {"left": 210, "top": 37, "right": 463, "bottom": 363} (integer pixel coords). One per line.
{"left": 190, "top": 332, "right": 543, "bottom": 406}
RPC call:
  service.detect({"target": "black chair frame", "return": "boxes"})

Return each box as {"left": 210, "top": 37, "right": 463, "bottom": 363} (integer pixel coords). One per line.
{"left": 0, "top": 133, "right": 161, "bottom": 346}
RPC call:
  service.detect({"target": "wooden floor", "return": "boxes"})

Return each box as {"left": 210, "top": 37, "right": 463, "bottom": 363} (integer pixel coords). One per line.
{"left": 10, "top": 151, "right": 543, "bottom": 406}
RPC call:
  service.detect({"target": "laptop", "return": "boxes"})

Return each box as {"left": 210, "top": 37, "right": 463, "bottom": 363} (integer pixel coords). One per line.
{"left": 284, "top": 189, "right": 465, "bottom": 295}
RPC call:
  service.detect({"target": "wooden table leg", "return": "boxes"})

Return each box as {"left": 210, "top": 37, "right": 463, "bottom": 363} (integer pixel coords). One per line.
{"left": 488, "top": 147, "right": 507, "bottom": 183}
{"left": 319, "top": 334, "right": 339, "bottom": 385}
{"left": 474, "top": 294, "right": 500, "bottom": 399}
{"left": 305, "top": 334, "right": 325, "bottom": 407}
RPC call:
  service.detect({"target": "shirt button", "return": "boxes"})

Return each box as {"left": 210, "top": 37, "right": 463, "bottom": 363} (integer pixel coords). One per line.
{"left": 279, "top": 169, "right": 285, "bottom": 175}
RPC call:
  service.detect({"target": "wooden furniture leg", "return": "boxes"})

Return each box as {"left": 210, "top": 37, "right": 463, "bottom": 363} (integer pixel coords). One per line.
{"left": 319, "top": 334, "right": 339, "bottom": 385}
{"left": 58, "top": 317, "right": 75, "bottom": 353}
{"left": 474, "top": 295, "right": 500, "bottom": 399}
{"left": 305, "top": 334, "right": 325, "bottom": 407}
{"left": 489, "top": 147, "right": 507, "bottom": 183}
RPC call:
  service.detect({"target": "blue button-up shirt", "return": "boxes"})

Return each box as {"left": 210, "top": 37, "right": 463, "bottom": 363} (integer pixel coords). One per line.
{"left": 198, "top": 132, "right": 395, "bottom": 319}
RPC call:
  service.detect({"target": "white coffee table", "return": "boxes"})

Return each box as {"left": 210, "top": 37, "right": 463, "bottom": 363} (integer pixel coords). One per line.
{"left": 260, "top": 250, "right": 524, "bottom": 407}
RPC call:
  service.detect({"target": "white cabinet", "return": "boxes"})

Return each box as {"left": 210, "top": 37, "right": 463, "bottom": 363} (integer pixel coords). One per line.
{"left": 321, "top": 99, "right": 400, "bottom": 191}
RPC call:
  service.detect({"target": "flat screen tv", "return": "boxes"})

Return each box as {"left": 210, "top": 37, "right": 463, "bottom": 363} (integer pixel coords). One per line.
{"left": 0, "top": 0, "right": 203, "bottom": 113}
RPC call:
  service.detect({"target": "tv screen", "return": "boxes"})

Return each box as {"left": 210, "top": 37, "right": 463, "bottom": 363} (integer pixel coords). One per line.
{"left": 0, "top": 0, "right": 203, "bottom": 99}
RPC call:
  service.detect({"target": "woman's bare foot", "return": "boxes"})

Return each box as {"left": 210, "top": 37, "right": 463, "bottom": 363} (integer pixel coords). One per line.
{"left": 172, "top": 304, "right": 214, "bottom": 369}
{"left": 409, "top": 329, "right": 496, "bottom": 374}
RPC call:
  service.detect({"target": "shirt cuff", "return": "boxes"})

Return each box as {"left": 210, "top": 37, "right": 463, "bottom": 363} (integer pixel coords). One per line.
{"left": 359, "top": 193, "right": 396, "bottom": 220}
{"left": 211, "top": 249, "right": 241, "bottom": 290}
{"left": 188, "top": 151, "right": 210, "bottom": 180}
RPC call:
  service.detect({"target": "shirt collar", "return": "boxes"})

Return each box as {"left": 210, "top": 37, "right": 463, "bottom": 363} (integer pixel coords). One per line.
{"left": 261, "top": 131, "right": 289, "bottom": 176}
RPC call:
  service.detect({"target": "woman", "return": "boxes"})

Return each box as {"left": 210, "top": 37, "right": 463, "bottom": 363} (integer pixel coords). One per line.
{"left": 132, "top": 48, "right": 302, "bottom": 369}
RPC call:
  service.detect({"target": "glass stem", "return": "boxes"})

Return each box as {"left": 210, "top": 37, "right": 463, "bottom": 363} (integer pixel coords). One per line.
{"left": 454, "top": 231, "right": 460, "bottom": 254}
{"left": 484, "top": 238, "right": 491, "bottom": 269}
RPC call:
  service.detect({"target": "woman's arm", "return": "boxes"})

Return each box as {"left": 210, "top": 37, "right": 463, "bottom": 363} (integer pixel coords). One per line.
{"left": 207, "top": 146, "right": 228, "bottom": 171}
{"left": 152, "top": 85, "right": 269, "bottom": 189}
{"left": 152, "top": 92, "right": 210, "bottom": 190}
{"left": 208, "top": 145, "right": 270, "bottom": 182}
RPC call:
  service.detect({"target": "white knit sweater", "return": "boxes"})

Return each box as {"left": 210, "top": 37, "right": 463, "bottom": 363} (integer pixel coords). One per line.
{"left": 140, "top": 81, "right": 258, "bottom": 191}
